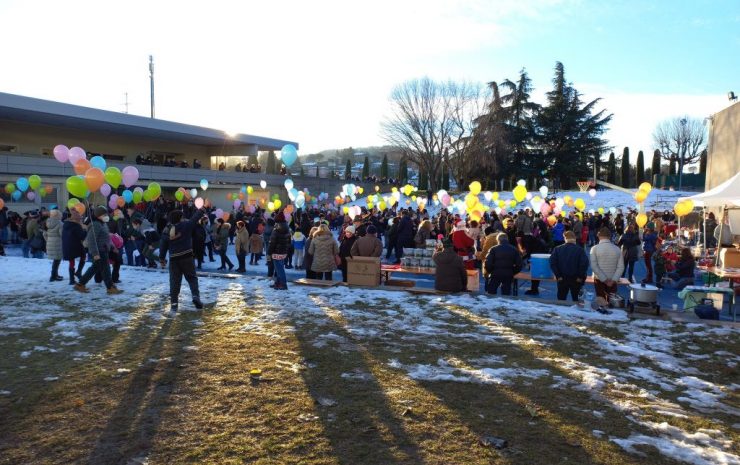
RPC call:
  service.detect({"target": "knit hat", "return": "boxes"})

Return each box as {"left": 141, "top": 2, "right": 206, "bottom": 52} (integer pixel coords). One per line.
{"left": 345, "top": 225, "right": 356, "bottom": 234}
{"left": 564, "top": 231, "right": 576, "bottom": 242}
{"left": 94, "top": 206, "right": 108, "bottom": 218}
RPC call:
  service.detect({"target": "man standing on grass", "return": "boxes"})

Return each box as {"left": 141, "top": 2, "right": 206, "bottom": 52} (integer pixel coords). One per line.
{"left": 159, "top": 208, "right": 205, "bottom": 313}
{"left": 590, "top": 227, "right": 624, "bottom": 306}
{"left": 549, "top": 231, "right": 589, "bottom": 301}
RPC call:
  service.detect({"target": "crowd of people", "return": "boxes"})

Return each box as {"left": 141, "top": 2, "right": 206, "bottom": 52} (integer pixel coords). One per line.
{"left": 0, "top": 196, "right": 728, "bottom": 313}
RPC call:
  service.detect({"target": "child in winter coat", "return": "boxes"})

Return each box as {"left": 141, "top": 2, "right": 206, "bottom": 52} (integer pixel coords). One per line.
{"left": 292, "top": 231, "right": 306, "bottom": 269}
{"left": 249, "top": 231, "right": 264, "bottom": 265}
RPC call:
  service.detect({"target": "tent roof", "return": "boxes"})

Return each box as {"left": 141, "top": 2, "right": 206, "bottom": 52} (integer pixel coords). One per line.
{"left": 680, "top": 170, "right": 740, "bottom": 207}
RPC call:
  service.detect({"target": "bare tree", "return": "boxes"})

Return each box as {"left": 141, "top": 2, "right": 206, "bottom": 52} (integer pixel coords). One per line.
{"left": 381, "top": 78, "right": 483, "bottom": 192}
{"left": 653, "top": 116, "right": 706, "bottom": 189}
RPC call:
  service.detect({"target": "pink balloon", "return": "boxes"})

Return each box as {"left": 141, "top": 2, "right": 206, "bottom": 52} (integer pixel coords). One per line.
{"left": 53, "top": 144, "right": 69, "bottom": 163}
{"left": 100, "top": 183, "right": 111, "bottom": 197}
{"left": 215, "top": 208, "right": 224, "bottom": 219}
{"left": 26, "top": 191, "right": 36, "bottom": 201}
{"left": 540, "top": 202, "right": 551, "bottom": 215}
{"left": 108, "top": 195, "right": 119, "bottom": 210}
{"left": 233, "top": 199, "right": 241, "bottom": 209}
{"left": 122, "top": 166, "right": 139, "bottom": 188}
{"left": 441, "top": 194, "right": 451, "bottom": 207}
{"left": 68, "top": 146, "right": 87, "bottom": 165}
{"left": 194, "top": 197, "right": 204, "bottom": 209}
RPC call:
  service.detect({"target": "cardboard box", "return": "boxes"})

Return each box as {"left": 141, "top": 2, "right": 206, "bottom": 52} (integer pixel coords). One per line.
{"left": 347, "top": 257, "right": 381, "bottom": 286}
{"left": 719, "top": 247, "right": 740, "bottom": 268}
{"left": 466, "top": 270, "right": 480, "bottom": 292}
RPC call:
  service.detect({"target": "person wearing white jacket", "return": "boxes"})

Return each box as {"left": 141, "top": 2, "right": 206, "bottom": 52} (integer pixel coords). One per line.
{"left": 590, "top": 227, "right": 625, "bottom": 301}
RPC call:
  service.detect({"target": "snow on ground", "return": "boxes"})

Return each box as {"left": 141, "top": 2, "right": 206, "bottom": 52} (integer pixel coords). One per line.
{"left": 1, "top": 255, "right": 738, "bottom": 464}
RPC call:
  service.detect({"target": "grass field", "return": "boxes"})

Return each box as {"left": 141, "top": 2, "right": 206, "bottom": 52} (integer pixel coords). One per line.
{"left": 0, "top": 256, "right": 738, "bottom": 465}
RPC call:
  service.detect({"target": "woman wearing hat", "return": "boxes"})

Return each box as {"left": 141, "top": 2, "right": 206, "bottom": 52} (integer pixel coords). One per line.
{"left": 74, "top": 206, "right": 122, "bottom": 294}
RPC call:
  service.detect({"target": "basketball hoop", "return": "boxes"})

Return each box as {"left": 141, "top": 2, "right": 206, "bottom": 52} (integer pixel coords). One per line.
{"left": 576, "top": 181, "right": 591, "bottom": 192}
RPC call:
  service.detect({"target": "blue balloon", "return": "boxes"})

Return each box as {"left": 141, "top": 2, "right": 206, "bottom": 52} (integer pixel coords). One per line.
{"left": 122, "top": 190, "right": 133, "bottom": 203}
{"left": 11, "top": 190, "right": 21, "bottom": 201}
{"left": 90, "top": 155, "right": 107, "bottom": 171}
{"left": 16, "top": 177, "right": 29, "bottom": 192}
{"left": 280, "top": 144, "right": 298, "bottom": 167}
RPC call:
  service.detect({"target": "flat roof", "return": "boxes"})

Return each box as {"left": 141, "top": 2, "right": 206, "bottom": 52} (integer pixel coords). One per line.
{"left": 0, "top": 92, "right": 298, "bottom": 150}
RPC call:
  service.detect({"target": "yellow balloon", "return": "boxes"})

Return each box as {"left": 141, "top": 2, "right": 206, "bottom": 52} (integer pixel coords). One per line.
{"left": 378, "top": 201, "right": 387, "bottom": 210}
{"left": 636, "top": 213, "right": 648, "bottom": 228}
{"left": 343, "top": 206, "right": 350, "bottom": 214}
{"left": 513, "top": 185, "right": 527, "bottom": 202}
{"left": 683, "top": 199, "right": 694, "bottom": 212}
{"left": 560, "top": 210, "right": 567, "bottom": 217}
{"left": 247, "top": 185, "right": 254, "bottom": 194}
{"left": 469, "top": 181, "right": 482, "bottom": 195}
{"left": 367, "top": 202, "right": 374, "bottom": 210}
{"left": 465, "top": 194, "right": 478, "bottom": 209}
{"left": 638, "top": 182, "right": 652, "bottom": 193}
{"left": 492, "top": 192, "right": 499, "bottom": 201}
{"left": 274, "top": 199, "right": 282, "bottom": 209}
{"left": 509, "top": 199, "right": 517, "bottom": 208}
{"left": 574, "top": 198, "right": 586, "bottom": 212}
{"left": 411, "top": 195, "right": 417, "bottom": 201}
{"left": 634, "top": 189, "right": 648, "bottom": 203}
{"left": 357, "top": 187, "right": 364, "bottom": 194}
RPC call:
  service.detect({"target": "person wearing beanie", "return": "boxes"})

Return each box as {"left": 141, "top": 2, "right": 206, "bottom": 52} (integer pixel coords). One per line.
{"left": 75, "top": 206, "right": 122, "bottom": 295}
{"left": 590, "top": 227, "right": 624, "bottom": 303}
{"left": 549, "top": 230, "right": 590, "bottom": 301}
{"left": 267, "top": 211, "right": 292, "bottom": 290}
{"left": 433, "top": 238, "right": 467, "bottom": 292}
{"left": 159, "top": 208, "right": 205, "bottom": 312}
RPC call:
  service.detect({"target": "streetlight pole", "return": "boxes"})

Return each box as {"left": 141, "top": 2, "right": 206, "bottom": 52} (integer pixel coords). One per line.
{"left": 149, "top": 55, "right": 155, "bottom": 119}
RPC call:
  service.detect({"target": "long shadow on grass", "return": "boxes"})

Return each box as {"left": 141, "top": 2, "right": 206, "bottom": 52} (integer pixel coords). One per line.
{"left": 319, "top": 295, "right": 651, "bottom": 465}
{"left": 288, "top": 310, "right": 426, "bottom": 465}
{"left": 86, "top": 312, "right": 197, "bottom": 465}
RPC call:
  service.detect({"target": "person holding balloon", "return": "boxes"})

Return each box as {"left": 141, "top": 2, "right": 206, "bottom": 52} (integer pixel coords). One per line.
{"left": 158, "top": 208, "right": 205, "bottom": 312}
{"left": 74, "top": 206, "right": 123, "bottom": 295}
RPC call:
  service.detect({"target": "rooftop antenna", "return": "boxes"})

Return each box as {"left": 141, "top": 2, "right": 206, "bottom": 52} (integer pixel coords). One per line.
{"left": 149, "top": 55, "right": 155, "bottom": 118}
{"left": 122, "top": 92, "right": 129, "bottom": 114}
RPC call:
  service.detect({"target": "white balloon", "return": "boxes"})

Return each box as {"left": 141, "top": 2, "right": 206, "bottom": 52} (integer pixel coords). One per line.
{"left": 194, "top": 197, "right": 204, "bottom": 209}
{"left": 555, "top": 198, "right": 565, "bottom": 209}
{"left": 525, "top": 192, "right": 533, "bottom": 200}
{"left": 190, "top": 188, "right": 197, "bottom": 198}
{"left": 539, "top": 186, "right": 548, "bottom": 197}
{"left": 260, "top": 180, "right": 267, "bottom": 189}
{"left": 588, "top": 188, "right": 596, "bottom": 198}
{"left": 517, "top": 179, "right": 526, "bottom": 186}
{"left": 483, "top": 191, "right": 493, "bottom": 202}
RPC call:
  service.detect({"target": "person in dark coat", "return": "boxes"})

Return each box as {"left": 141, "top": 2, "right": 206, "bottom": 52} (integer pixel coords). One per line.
{"left": 433, "top": 239, "right": 467, "bottom": 292}
{"left": 159, "top": 208, "right": 205, "bottom": 312}
{"left": 549, "top": 231, "right": 589, "bottom": 301}
{"left": 395, "top": 211, "right": 414, "bottom": 262}
{"left": 74, "top": 206, "right": 122, "bottom": 295}
{"left": 62, "top": 209, "right": 87, "bottom": 285}
{"left": 338, "top": 225, "right": 358, "bottom": 282}
{"left": 268, "top": 212, "right": 292, "bottom": 290}
{"left": 617, "top": 223, "right": 641, "bottom": 283}
{"left": 192, "top": 217, "right": 207, "bottom": 270}
{"left": 484, "top": 233, "right": 522, "bottom": 296}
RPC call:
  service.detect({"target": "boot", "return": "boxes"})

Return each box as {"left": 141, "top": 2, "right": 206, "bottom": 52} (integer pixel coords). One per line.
{"left": 74, "top": 283, "right": 89, "bottom": 293}
{"left": 69, "top": 273, "right": 77, "bottom": 285}
{"left": 107, "top": 287, "right": 123, "bottom": 295}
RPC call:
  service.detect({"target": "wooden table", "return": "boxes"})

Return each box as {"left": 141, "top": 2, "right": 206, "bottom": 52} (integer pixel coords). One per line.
{"left": 512, "top": 272, "right": 630, "bottom": 296}
{"left": 380, "top": 265, "right": 480, "bottom": 292}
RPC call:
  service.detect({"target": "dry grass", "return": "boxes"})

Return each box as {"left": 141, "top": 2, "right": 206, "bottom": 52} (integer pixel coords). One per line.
{"left": 0, "top": 287, "right": 738, "bottom": 465}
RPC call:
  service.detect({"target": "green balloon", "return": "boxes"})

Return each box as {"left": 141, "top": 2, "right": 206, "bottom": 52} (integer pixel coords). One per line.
{"left": 66, "top": 176, "right": 89, "bottom": 198}
{"left": 148, "top": 182, "right": 161, "bottom": 196}
{"left": 104, "top": 167, "right": 122, "bottom": 188}
{"left": 175, "top": 190, "right": 184, "bottom": 201}
{"left": 143, "top": 189, "right": 154, "bottom": 202}
{"left": 28, "top": 175, "right": 42, "bottom": 191}
{"left": 4, "top": 183, "right": 15, "bottom": 194}
{"left": 133, "top": 190, "right": 143, "bottom": 203}
{"left": 67, "top": 198, "right": 80, "bottom": 209}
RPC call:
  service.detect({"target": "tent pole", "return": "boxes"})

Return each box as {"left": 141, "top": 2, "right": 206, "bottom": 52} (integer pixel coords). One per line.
{"left": 715, "top": 206, "right": 725, "bottom": 268}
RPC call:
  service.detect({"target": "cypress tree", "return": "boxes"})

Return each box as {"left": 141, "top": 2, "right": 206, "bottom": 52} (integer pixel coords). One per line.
{"left": 607, "top": 152, "right": 616, "bottom": 184}
{"left": 651, "top": 149, "right": 661, "bottom": 177}
{"left": 345, "top": 159, "right": 352, "bottom": 180}
{"left": 699, "top": 149, "right": 707, "bottom": 174}
{"left": 315, "top": 165, "right": 320, "bottom": 177}
{"left": 636, "top": 150, "right": 645, "bottom": 185}
{"left": 362, "top": 156, "right": 370, "bottom": 179}
{"left": 620, "top": 147, "right": 630, "bottom": 188}
{"left": 381, "top": 154, "right": 389, "bottom": 179}
{"left": 399, "top": 160, "right": 408, "bottom": 183}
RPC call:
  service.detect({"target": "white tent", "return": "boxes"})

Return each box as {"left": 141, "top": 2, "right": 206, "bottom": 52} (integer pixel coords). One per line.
{"left": 679, "top": 170, "right": 740, "bottom": 207}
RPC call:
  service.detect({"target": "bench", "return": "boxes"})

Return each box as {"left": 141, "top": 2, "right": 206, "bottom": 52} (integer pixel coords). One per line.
{"left": 381, "top": 265, "right": 480, "bottom": 292}
{"left": 293, "top": 278, "right": 344, "bottom": 287}
{"left": 511, "top": 272, "right": 631, "bottom": 296}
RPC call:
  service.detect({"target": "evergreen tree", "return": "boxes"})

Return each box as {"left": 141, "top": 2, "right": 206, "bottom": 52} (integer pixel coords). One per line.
{"left": 362, "top": 156, "right": 370, "bottom": 179}
{"left": 419, "top": 169, "right": 428, "bottom": 190}
{"left": 266, "top": 151, "right": 277, "bottom": 174}
{"left": 607, "top": 152, "right": 617, "bottom": 184}
{"left": 399, "top": 159, "right": 408, "bottom": 183}
{"left": 651, "top": 149, "right": 661, "bottom": 180}
{"left": 636, "top": 150, "right": 645, "bottom": 185}
{"left": 620, "top": 147, "right": 630, "bottom": 188}
{"left": 699, "top": 149, "right": 707, "bottom": 174}
{"left": 345, "top": 159, "right": 352, "bottom": 180}
{"left": 536, "top": 62, "right": 612, "bottom": 189}
{"left": 315, "top": 165, "right": 320, "bottom": 177}
{"left": 381, "top": 154, "right": 389, "bottom": 179}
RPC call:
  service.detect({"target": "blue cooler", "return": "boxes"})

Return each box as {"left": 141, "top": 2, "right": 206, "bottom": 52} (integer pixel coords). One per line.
{"left": 530, "top": 254, "right": 553, "bottom": 279}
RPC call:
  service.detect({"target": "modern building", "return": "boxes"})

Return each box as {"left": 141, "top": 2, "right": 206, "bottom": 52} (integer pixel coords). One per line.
{"left": 0, "top": 92, "right": 363, "bottom": 210}
{"left": 706, "top": 99, "right": 740, "bottom": 191}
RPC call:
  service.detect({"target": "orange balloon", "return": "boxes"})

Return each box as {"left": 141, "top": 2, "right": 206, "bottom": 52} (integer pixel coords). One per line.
{"left": 117, "top": 197, "right": 126, "bottom": 207}
{"left": 239, "top": 192, "right": 245, "bottom": 200}
{"left": 284, "top": 205, "right": 294, "bottom": 215}
{"left": 74, "top": 203, "right": 86, "bottom": 214}
{"left": 0, "top": 198, "right": 4, "bottom": 209}
{"left": 84, "top": 168, "right": 105, "bottom": 192}
{"left": 222, "top": 212, "right": 230, "bottom": 222}
{"left": 74, "top": 159, "right": 91, "bottom": 175}
{"left": 44, "top": 185, "right": 53, "bottom": 194}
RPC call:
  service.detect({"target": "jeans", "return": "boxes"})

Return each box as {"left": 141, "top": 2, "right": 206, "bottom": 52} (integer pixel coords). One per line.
{"left": 236, "top": 251, "right": 246, "bottom": 271}
{"left": 125, "top": 240, "right": 137, "bottom": 266}
{"left": 250, "top": 253, "right": 259, "bottom": 265}
{"left": 623, "top": 259, "right": 636, "bottom": 282}
{"left": 643, "top": 251, "right": 654, "bottom": 283}
{"left": 293, "top": 249, "right": 304, "bottom": 268}
{"left": 273, "top": 258, "right": 286, "bottom": 287}
{"left": 556, "top": 277, "right": 582, "bottom": 301}
{"left": 21, "top": 239, "right": 30, "bottom": 258}
{"left": 169, "top": 254, "right": 200, "bottom": 304}
{"left": 79, "top": 251, "right": 113, "bottom": 289}
{"left": 51, "top": 259, "right": 61, "bottom": 278}
{"left": 665, "top": 272, "right": 693, "bottom": 290}
{"left": 486, "top": 277, "right": 512, "bottom": 295}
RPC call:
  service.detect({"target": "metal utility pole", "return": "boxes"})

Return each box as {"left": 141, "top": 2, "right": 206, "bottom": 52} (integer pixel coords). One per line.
{"left": 149, "top": 55, "right": 155, "bottom": 118}
{"left": 123, "top": 92, "right": 129, "bottom": 114}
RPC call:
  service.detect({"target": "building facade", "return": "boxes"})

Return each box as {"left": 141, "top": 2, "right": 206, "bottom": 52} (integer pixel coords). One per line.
{"left": 706, "top": 100, "right": 740, "bottom": 191}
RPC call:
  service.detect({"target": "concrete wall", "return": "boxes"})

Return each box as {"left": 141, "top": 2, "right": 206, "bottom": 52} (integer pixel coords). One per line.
{"left": 707, "top": 101, "right": 740, "bottom": 190}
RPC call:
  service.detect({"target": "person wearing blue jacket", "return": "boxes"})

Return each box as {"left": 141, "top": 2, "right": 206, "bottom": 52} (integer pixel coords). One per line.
{"left": 159, "top": 208, "right": 205, "bottom": 313}
{"left": 549, "top": 231, "right": 589, "bottom": 301}
{"left": 641, "top": 227, "right": 658, "bottom": 284}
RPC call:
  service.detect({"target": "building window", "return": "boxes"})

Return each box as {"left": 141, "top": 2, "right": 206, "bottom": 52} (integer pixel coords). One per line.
{"left": 41, "top": 147, "right": 52, "bottom": 156}
{"left": 0, "top": 144, "right": 19, "bottom": 153}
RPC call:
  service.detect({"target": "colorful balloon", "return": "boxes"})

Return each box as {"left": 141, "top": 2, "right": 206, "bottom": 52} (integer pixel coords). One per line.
{"left": 194, "top": 197, "right": 204, "bottom": 209}
{"left": 66, "top": 176, "right": 88, "bottom": 198}
{"left": 104, "top": 167, "right": 122, "bottom": 188}
{"left": 122, "top": 166, "right": 139, "bottom": 188}
{"left": 469, "top": 181, "right": 482, "bottom": 195}
{"left": 84, "top": 168, "right": 105, "bottom": 192}
{"left": 260, "top": 180, "right": 267, "bottom": 189}
{"left": 16, "top": 177, "right": 29, "bottom": 192}
{"left": 4, "top": 183, "right": 15, "bottom": 194}
{"left": 100, "top": 184, "right": 111, "bottom": 197}
{"left": 73, "top": 159, "right": 91, "bottom": 176}
{"left": 122, "top": 190, "right": 133, "bottom": 203}
{"left": 90, "top": 155, "right": 107, "bottom": 171}
{"left": 53, "top": 144, "right": 69, "bottom": 163}
{"left": 280, "top": 144, "right": 298, "bottom": 167}
{"left": 200, "top": 179, "right": 209, "bottom": 191}
{"left": 28, "top": 175, "right": 42, "bottom": 191}
{"left": 68, "top": 146, "right": 87, "bottom": 165}
{"left": 26, "top": 191, "right": 36, "bottom": 201}
{"left": 636, "top": 213, "right": 648, "bottom": 228}
{"left": 284, "top": 178, "right": 294, "bottom": 190}
{"left": 190, "top": 188, "right": 197, "bottom": 198}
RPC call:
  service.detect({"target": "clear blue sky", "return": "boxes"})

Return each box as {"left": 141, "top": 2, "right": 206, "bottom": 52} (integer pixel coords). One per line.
{"left": 0, "top": 0, "right": 737, "bottom": 155}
